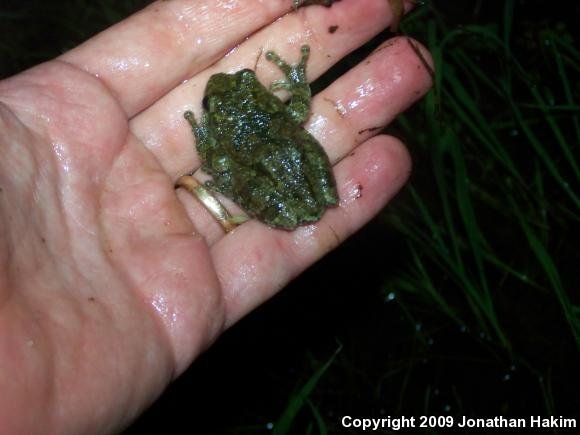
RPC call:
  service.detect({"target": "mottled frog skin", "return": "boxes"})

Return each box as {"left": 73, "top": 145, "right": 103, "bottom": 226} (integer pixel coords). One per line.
{"left": 184, "top": 45, "right": 338, "bottom": 229}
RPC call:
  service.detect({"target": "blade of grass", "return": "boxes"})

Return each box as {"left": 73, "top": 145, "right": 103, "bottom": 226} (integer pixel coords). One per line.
{"left": 529, "top": 85, "right": 580, "bottom": 182}
{"left": 547, "top": 32, "right": 580, "bottom": 180}
{"left": 306, "top": 399, "right": 327, "bottom": 435}
{"left": 443, "top": 70, "right": 523, "bottom": 183}
{"left": 538, "top": 368, "right": 557, "bottom": 418}
{"left": 432, "top": 129, "right": 465, "bottom": 275}
{"left": 272, "top": 345, "right": 342, "bottom": 435}
{"left": 448, "top": 132, "right": 511, "bottom": 350}
{"left": 506, "top": 87, "right": 580, "bottom": 210}
{"left": 390, "top": 190, "right": 493, "bottom": 336}
{"left": 511, "top": 198, "right": 580, "bottom": 349}
{"left": 408, "top": 244, "right": 464, "bottom": 325}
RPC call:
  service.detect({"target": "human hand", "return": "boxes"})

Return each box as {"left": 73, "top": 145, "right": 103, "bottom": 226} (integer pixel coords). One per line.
{"left": 0, "top": 0, "right": 431, "bottom": 433}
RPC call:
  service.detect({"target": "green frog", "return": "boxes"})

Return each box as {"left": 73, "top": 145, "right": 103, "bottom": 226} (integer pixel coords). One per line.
{"left": 184, "top": 45, "right": 338, "bottom": 230}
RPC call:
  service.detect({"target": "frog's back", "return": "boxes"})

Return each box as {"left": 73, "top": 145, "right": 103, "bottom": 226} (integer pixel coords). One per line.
{"left": 199, "top": 63, "right": 338, "bottom": 229}
{"left": 206, "top": 70, "right": 296, "bottom": 161}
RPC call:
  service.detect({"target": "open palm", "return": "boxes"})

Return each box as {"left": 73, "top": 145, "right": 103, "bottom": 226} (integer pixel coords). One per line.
{"left": 0, "top": 1, "right": 431, "bottom": 433}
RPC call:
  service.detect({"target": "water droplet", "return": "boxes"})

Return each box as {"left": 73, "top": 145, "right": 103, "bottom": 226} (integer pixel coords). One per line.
{"left": 416, "top": 323, "right": 422, "bottom": 332}
{"left": 510, "top": 129, "right": 519, "bottom": 136}
{"left": 503, "top": 373, "right": 511, "bottom": 381}
{"left": 443, "top": 404, "right": 451, "bottom": 412}
{"left": 385, "top": 292, "right": 396, "bottom": 302}
{"left": 266, "top": 422, "right": 274, "bottom": 430}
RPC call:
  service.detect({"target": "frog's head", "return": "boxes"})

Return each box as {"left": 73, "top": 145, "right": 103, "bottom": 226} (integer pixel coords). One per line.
{"left": 203, "top": 69, "right": 259, "bottom": 112}
{"left": 205, "top": 70, "right": 257, "bottom": 98}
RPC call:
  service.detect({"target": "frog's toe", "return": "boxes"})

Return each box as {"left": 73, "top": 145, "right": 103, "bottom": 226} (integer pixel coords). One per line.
{"left": 265, "top": 50, "right": 279, "bottom": 62}
{"left": 184, "top": 110, "right": 197, "bottom": 125}
{"left": 300, "top": 210, "right": 325, "bottom": 224}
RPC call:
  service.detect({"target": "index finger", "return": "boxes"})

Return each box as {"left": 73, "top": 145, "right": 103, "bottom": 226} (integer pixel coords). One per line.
{"left": 59, "top": 0, "right": 292, "bottom": 117}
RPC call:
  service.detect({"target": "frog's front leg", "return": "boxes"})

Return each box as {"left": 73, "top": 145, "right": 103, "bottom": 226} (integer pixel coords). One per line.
{"left": 265, "top": 45, "right": 311, "bottom": 124}
{"left": 185, "top": 110, "right": 231, "bottom": 192}
{"left": 183, "top": 111, "right": 249, "bottom": 229}
{"left": 184, "top": 110, "right": 222, "bottom": 178}
{"left": 184, "top": 110, "right": 212, "bottom": 158}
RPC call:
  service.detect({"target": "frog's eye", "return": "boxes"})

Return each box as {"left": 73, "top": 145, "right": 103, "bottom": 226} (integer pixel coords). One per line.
{"left": 239, "top": 69, "right": 254, "bottom": 81}
{"left": 202, "top": 96, "right": 209, "bottom": 111}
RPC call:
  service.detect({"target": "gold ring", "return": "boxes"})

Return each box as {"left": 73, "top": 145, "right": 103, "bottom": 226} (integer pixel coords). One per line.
{"left": 175, "top": 175, "right": 244, "bottom": 233}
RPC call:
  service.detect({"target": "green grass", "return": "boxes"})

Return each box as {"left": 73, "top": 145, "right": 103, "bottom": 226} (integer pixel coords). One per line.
{"left": 272, "top": 344, "right": 341, "bottom": 435}
{"left": 382, "top": 0, "right": 580, "bottom": 421}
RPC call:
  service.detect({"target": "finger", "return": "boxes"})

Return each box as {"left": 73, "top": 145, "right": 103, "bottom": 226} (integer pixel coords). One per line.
{"left": 211, "top": 135, "right": 411, "bottom": 327}
{"left": 59, "top": 0, "right": 293, "bottom": 116}
{"left": 130, "top": 0, "right": 410, "bottom": 177}
{"left": 172, "top": 36, "right": 431, "bottom": 245}
{"left": 305, "top": 36, "right": 433, "bottom": 162}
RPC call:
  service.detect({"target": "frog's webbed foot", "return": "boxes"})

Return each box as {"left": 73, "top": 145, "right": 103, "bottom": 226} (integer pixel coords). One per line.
{"left": 265, "top": 45, "right": 311, "bottom": 124}
{"left": 265, "top": 45, "right": 309, "bottom": 82}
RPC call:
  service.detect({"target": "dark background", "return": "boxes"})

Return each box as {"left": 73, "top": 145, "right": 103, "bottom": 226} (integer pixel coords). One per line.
{"left": 2, "top": 1, "right": 579, "bottom": 433}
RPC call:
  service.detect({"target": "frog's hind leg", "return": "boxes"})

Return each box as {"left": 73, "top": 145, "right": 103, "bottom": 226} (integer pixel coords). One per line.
{"left": 300, "top": 134, "right": 339, "bottom": 207}
{"left": 265, "top": 45, "right": 312, "bottom": 124}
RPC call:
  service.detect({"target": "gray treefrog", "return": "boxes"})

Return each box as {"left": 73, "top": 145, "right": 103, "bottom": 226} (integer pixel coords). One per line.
{"left": 184, "top": 45, "right": 338, "bottom": 230}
